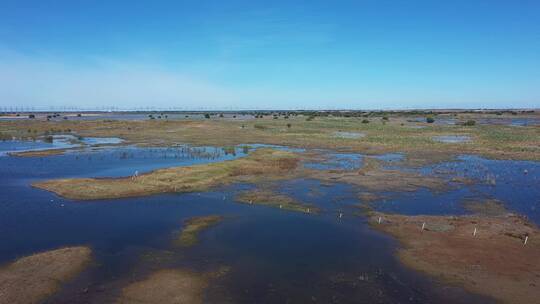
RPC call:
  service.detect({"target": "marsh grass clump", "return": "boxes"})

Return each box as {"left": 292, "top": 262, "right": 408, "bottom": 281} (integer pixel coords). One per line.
{"left": 236, "top": 189, "right": 318, "bottom": 213}
{"left": 222, "top": 146, "right": 236, "bottom": 155}
{"left": 34, "top": 148, "right": 301, "bottom": 200}
{"left": 361, "top": 119, "right": 369, "bottom": 124}
{"left": 426, "top": 116, "right": 435, "bottom": 123}
{"left": 175, "top": 215, "right": 223, "bottom": 247}
{"left": 463, "top": 120, "right": 476, "bottom": 126}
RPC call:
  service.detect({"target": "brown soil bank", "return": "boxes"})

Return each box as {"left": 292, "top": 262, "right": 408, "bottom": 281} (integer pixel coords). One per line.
{"left": 370, "top": 213, "right": 540, "bottom": 304}
{"left": 0, "top": 246, "right": 92, "bottom": 304}
{"left": 33, "top": 148, "right": 300, "bottom": 200}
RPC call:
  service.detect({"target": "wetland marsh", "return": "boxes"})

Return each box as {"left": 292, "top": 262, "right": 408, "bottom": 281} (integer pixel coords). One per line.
{"left": 0, "top": 111, "right": 539, "bottom": 303}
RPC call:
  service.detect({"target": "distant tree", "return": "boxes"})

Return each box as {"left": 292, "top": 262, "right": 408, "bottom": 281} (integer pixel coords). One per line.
{"left": 204, "top": 113, "right": 211, "bottom": 119}
{"left": 426, "top": 116, "right": 435, "bottom": 123}
{"left": 28, "top": 114, "right": 35, "bottom": 119}
{"left": 219, "top": 113, "right": 224, "bottom": 118}
{"left": 361, "top": 119, "right": 369, "bottom": 124}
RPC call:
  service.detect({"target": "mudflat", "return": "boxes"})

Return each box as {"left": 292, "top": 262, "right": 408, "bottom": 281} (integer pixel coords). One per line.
{"left": 370, "top": 212, "right": 540, "bottom": 304}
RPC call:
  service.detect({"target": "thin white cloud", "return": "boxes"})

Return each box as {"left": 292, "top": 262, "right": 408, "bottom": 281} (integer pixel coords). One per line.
{"left": 0, "top": 50, "right": 246, "bottom": 109}
{"left": 0, "top": 49, "right": 537, "bottom": 110}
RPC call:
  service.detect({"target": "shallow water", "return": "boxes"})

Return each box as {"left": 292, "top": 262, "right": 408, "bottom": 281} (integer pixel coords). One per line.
{"left": 3, "top": 144, "right": 535, "bottom": 303}
{"left": 432, "top": 135, "right": 471, "bottom": 143}
{"left": 371, "top": 155, "right": 540, "bottom": 224}
{"left": 0, "top": 135, "right": 125, "bottom": 156}
{"left": 303, "top": 152, "right": 363, "bottom": 171}
{"left": 333, "top": 131, "right": 365, "bottom": 139}
{"left": 0, "top": 136, "right": 77, "bottom": 156}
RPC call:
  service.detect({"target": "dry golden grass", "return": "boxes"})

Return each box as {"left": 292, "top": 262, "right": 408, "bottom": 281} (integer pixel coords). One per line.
{"left": 370, "top": 212, "right": 540, "bottom": 304}
{"left": 33, "top": 148, "right": 300, "bottom": 200}
{"left": 0, "top": 246, "right": 92, "bottom": 304}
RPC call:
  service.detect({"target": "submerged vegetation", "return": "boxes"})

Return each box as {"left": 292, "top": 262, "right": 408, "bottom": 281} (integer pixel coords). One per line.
{"left": 175, "top": 215, "right": 224, "bottom": 247}
{"left": 117, "top": 269, "right": 208, "bottom": 304}
{"left": 0, "top": 246, "right": 92, "bottom": 304}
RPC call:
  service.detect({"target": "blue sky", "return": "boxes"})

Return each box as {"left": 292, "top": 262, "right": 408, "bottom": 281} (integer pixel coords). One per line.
{"left": 1, "top": 1, "right": 539, "bottom": 110}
